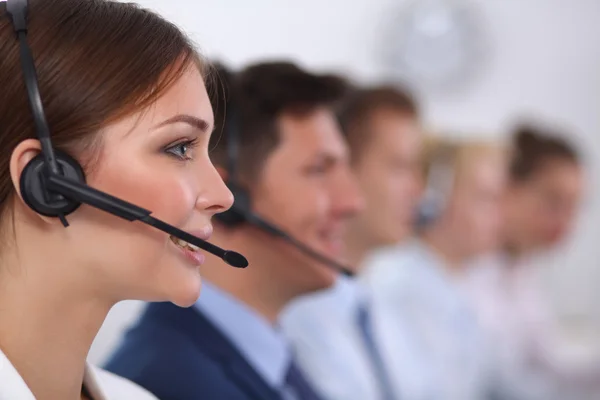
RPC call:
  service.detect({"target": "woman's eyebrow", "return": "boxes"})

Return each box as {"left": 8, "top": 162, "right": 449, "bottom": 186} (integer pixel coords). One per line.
{"left": 153, "top": 114, "right": 211, "bottom": 133}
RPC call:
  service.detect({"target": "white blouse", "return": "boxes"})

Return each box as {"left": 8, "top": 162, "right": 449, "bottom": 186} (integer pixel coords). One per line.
{"left": 0, "top": 348, "right": 157, "bottom": 400}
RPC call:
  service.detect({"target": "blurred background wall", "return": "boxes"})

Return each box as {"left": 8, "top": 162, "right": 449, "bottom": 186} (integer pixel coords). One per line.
{"left": 89, "top": 0, "right": 600, "bottom": 364}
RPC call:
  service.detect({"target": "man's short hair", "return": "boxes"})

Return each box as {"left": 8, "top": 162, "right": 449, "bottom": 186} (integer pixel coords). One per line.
{"left": 508, "top": 123, "right": 581, "bottom": 182}
{"left": 336, "top": 85, "right": 419, "bottom": 163}
{"left": 208, "top": 61, "right": 348, "bottom": 182}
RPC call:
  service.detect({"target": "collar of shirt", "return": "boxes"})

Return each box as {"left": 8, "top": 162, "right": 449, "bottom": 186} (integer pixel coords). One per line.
{"left": 0, "top": 348, "right": 154, "bottom": 400}
{"left": 0, "top": 348, "right": 35, "bottom": 400}
{"left": 327, "top": 275, "right": 369, "bottom": 317}
{"left": 194, "top": 281, "right": 292, "bottom": 390}
{"left": 281, "top": 275, "right": 370, "bottom": 336}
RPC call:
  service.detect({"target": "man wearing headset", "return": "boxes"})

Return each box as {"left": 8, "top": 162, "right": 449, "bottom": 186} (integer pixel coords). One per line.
{"left": 104, "top": 61, "right": 364, "bottom": 400}
{"left": 280, "top": 85, "right": 430, "bottom": 400}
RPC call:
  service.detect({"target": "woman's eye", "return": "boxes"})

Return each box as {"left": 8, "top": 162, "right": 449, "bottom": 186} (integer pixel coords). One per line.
{"left": 303, "top": 163, "right": 332, "bottom": 177}
{"left": 307, "top": 165, "right": 327, "bottom": 175}
{"left": 165, "top": 139, "right": 197, "bottom": 160}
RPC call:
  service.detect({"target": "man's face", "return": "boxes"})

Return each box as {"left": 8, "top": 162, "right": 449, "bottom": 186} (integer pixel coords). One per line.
{"left": 250, "top": 107, "right": 364, "bottom": 294}
{"left": 350, "top": 109, "right": 422, "bottom": 248}
{"left": 505, "top": 160, "right": 584, "bottom": 252}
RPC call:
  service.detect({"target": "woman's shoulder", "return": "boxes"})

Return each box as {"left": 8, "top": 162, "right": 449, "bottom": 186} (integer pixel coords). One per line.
{"left": 85, "top": 364, "right": 158, "bottom": 400}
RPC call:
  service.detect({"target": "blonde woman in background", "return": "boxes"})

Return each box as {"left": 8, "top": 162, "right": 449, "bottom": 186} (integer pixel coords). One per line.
{"left": 360, "top": 135, "right": 508, "bottom": 400}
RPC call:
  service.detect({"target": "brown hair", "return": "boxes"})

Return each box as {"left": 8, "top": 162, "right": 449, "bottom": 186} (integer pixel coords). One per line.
{"left": 509, "top": 124, "right": 580, "bottom": 182}
{"left": 336, "top": 85, "right": 419, "bottom": 164}
{"left": 0, "top": 0, "right": 204, "bottom": 221}
{"left": 208, "top": 61, "right": 348, "bottom": 182}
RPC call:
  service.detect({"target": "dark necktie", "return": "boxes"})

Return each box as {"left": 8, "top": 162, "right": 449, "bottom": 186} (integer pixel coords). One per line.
{"left": 356, "top": 303, "right": 398, "bottom": 400}
{"left": 284, "top": 359, "right": 324, "bottom": 400}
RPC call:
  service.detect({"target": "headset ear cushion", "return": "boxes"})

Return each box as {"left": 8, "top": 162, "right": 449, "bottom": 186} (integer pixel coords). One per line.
{"left": 215, "top": 181, "right": 250, "bottom": 226}
{"left": 20, "top": 150, "right": 86, "bottom": 217}
{"left": 414, "top": 194, "right": 441, "bottom": 229}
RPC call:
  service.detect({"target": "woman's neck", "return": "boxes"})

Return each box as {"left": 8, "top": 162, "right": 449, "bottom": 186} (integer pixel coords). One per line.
{"left": 420, "top": 227, "right": 466, "bottom": 274}
{"left": 0, "top": 257, "right": 112, "bottom": 400}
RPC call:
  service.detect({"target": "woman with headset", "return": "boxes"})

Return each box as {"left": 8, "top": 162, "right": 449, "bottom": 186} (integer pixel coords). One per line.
{"left": 0, "top": 0, "right": 233, "bottom": 399}
{"left": 361, "top": 136, "right": 508, "bottom": 400}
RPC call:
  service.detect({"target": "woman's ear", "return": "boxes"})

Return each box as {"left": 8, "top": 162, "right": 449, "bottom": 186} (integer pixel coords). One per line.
{"left": 8, "top": 139, "right": 54, "bottom": 223}
{"left": 9, "top": 138, "right": 42, "bottom": 200}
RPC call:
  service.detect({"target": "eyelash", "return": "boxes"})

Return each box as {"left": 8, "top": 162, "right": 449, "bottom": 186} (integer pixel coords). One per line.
{"left": 164, "top": 138, "right": 200, "bottom": 161}
{"left": 305, "top": 164, "right": 328, "bottom": 175}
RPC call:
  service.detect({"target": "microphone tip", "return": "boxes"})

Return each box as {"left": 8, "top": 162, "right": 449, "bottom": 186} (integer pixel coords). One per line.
{"left": 222, "top": 250, "right": 249, "bottom": 268}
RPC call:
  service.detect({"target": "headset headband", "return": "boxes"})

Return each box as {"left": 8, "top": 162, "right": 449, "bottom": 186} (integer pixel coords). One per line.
{"left": 6, "top": 0, "right": 61, "bottom": 177}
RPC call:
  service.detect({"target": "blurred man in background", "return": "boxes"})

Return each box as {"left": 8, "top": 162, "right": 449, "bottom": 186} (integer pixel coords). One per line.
{"left": 501, "top": 125, "right": 583, "bottom": 255}
{"left": 463, "top": 124, "right": 588, "bottom": 400}
{"left": 104, "top": 61, "right": 363, "bottom": 400}
{"left": 281, "top": 85, "right": 427, "bottom": 400}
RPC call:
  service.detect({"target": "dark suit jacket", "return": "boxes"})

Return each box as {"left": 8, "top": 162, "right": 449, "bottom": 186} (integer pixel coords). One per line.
{"left": 104, "top": 302, "right": 283, "bottom": 400}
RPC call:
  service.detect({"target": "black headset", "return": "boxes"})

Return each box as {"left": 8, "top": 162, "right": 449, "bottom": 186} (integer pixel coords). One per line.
{"left": 214, "top": 78, "right": 354, "bottom": 277}
{"left": 414, "top": 142, "right": 457, "bottom": 229}
{"left": 4, "top": 0, "right": 248, "bottom": 268}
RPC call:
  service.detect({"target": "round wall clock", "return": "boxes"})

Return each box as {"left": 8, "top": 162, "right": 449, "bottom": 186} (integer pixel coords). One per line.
{"left": 381, "top": 0, "right": 488, "bottom": 94}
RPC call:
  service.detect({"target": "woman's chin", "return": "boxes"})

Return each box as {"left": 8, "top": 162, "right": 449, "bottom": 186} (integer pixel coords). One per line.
{"left": 166, "top": 275, "right": 203, "bottom": 308}
{"left": 127, "top": 255, "right": 203, "bottom": 307}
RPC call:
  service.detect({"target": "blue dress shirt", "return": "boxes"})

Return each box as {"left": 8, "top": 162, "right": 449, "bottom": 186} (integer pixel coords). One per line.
{"left": 195, "top": 281, "right": 292, "bottom": 393}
